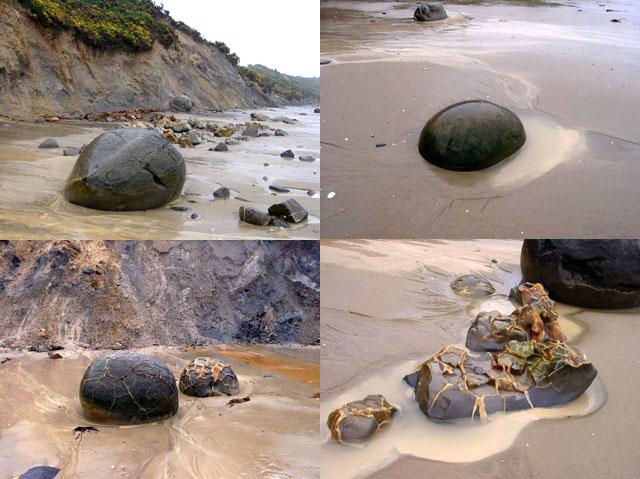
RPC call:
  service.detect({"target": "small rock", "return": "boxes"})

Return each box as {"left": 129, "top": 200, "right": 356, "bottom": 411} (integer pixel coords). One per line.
{"left": 327, "top": 395, "right": 397, "bottom": 443}
{"left": 239, "top": 206, "right": 272, "bottom": 226}
{"left": 414, "top": 3, "right": 448, "bottom": 22}
{"left": 451, "top": 275, "right": 495, "bottom": 297}
{"left": 375, "top": 143, "right": 386, "bottom": 148}
{"left": 63, "top": 147, "right": 80, "bottom": 156}
{"left": 314, "top": 107, "right": 321, "bottom": 113}
{"left": 271, "top": 219, "right": 290, "bottom": 228}
{"left": 18, "top": 466, "right": 61, "bottom": 479}
{"left": 242, "top": 123, "right": 260, "bottom": 137}
{"left": 190, "top": 213, "right": 201, "bottom": 220}
{"left": 213, "top": 187, "right": 230, "bottom": 199}
{"left": 39, "top": 138, "right": 59, "bottom": 149}
{"left": 320, "top": 58, "right": 332, "bottom": 65}
{"left": 170, "top": 206, "right": 189, "bottom": 212}
{"left": 258, "top": 132, "right": 271, "bottom": 137}
{"left": 306, "top": 190, "right": 316, "bottom": 196}
{"left": 269, "top": 184, "right": 290, "bottom": 193}
{"left": 274, "top": 129, "right": 287, "bottom": 136}
{"left": 214, "top": 142, "right": 229, "bottom": 152}
{"left": 299, "top": 155, "right": 316, "bottom": 162}
{"left": 170, "top": 120, "right": 191, "bottom": 133}
{"left": 280, "top": 149, "right": 295, "bottom": 158}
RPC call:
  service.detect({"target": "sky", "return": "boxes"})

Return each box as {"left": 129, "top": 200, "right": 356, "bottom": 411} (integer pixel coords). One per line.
{"left": 154, "top": 0, "right": 319, "bottom": 77}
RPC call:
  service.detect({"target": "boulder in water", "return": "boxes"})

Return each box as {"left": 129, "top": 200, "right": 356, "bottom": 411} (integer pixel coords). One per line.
{"left": 239, "top": 206, "right": 271, "bottom": 226}
{"left": 64, "top": 129, "right": 186, "bottom": 211}
{"left": 521, "top": 240, "right": 640, "bottom": 309}
{"left": 327, "top": 395, "right": 397, "bottom": 443}
{"left": 268, "top": 199, "right": 308, "bottom": 223}
{"left": 79, "top": 352, "right": 179, "bottom": 424}
{"left": 418, "top": 100, "right": 526, "bottom": 171}
{"left": 414, "top": 3, "right": 448, "bottom": 22}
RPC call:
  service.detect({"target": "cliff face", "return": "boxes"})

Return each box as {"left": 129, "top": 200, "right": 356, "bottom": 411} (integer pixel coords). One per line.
{"left": 0, "top": 0, "right": 271, "bottom": 118}
{"left": 0, "top": 241, "right": 320, "bottom": 349}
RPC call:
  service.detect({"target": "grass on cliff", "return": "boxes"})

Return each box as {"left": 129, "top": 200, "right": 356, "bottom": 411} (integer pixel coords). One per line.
{"left": 18, "top": 0, "right": 177, "bottom": 51}
{"left": 239, "top": 65, "right": 320, "bottom": 103}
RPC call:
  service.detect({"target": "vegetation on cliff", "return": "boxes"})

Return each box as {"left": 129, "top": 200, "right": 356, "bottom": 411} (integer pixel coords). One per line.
{"left": 240, "top": 65, "right": 320, "bottom": 103}
{"left": 18, "top": 0, "right": 177, "bottom": 51}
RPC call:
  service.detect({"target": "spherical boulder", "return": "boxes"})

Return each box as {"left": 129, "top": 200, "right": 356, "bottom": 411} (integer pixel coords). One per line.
{"left": 179, "top": 357, "right": 239, "bottom": 397}
{"left": 418, "top": 100, "right": 526, "bottom": 171}
{"left": 414, "top": 3, "right": 448, "bottom": 22}
{"left": 327, "top": 395, "right": 397, "bottom": 443}
{"left": 170, "top": 95, "right": 193, "bottom": 112}
{"left": 39, "top": 138, "right": 59, "bottom": 149}
{"left": 521, "top": 239, "right": 640, "bottom": 309}
{"left": 79, "top": 352, "right": 179, "bottom": 424}
{"left": 64, "top": 128, "right": 186, "bottom": 211}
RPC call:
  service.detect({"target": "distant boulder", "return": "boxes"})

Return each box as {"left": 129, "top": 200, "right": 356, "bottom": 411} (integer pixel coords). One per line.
{"left": 170, "top": 95, "right": 193, "bottom": 112}
{"left": 414, "top": 3, "right": 448, "bottom": 22}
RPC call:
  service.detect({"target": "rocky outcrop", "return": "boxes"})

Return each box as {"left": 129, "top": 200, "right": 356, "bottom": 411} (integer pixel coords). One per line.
{"left": 0, "top": 241, "right": 320, "bottom": 348}
{"left": 0, "top": 0, "right": 271, "bottom": 118}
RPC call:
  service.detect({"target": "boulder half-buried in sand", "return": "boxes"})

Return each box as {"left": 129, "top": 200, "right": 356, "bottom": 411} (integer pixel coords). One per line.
{"left": 327, "top": 395, "right": 397, "bottom": 443}
{"left": 414, "top": 3, "right": 448, "bottom": 22}
{"left": 418, "top": 100, "right": 526, "bottom": 171}
{"left": 64, "top": 128, "right": 186, "bottom": 211}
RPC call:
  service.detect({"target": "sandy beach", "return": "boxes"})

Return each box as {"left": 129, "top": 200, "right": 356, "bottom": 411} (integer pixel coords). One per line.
{"left": 0, "top": 106, "right": 319, "bottom": 239}
{"left": 0, "top": 344, "right": 320, "bottom": 478}
{"left": 320, "top": 239, "right": 640, "bottom": 478}
{"left": 321, "top": 1, "right": 640, "bottom": 238}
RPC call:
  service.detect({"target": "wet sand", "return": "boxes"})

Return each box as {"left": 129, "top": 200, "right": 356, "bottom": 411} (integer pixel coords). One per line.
{"left": 0, "top": 106, "right": 319, "bottom": 239}
{"left": 0, "top": 344, "right": 320, "bottom": 478}
{"left": 320, "top": 239, "right": 640, "bottom": 478}
{"left": 321, "top": 1, "right": 640, "bottom": 237}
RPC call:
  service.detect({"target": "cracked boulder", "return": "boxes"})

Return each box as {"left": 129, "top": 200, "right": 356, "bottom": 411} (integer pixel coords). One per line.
{"left": 79, "top": 352, "right": 179, "bottom": 424}
{"left": 327, "top": 395, "right": 397, "bottom": 443}
{"left": 414, "top": 3, "right": 448, "bottom": 22}
{"left": 64, "top": 129, "right": 186, "bottom": 211}
{"left": 404, "top": 342, "right": 596, "bottom": 421}
{"left": 521, "top": 239, "right": 640, "bottom": 309}
{"left": 179, "top": 357, "right": 239, "bottom": 397}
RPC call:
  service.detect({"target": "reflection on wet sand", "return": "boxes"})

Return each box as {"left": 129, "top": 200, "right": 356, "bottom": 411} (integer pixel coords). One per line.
{"left": 0, "top": 106, "right": 319, "bottom": 239}
{"left": 0, "top": 345, "right": 320, "bottom": 478}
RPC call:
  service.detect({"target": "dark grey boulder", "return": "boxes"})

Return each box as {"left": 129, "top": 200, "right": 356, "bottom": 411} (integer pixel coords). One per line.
{"left": 521, "top": 240, "right": 640, "bottom": 309}
{"left": 39, "top": 138, "right": 59, "bottom": 149}
{"left": 79, "top": 352, "right": 179, "bottom": 424}
{"left": 418, "top": 100, "right": 526, "bottom": 171}
{"left": 320, "top": 58, "right": 332, "bottom": 65}
{"left": 19, "top": 466, "right": 60, "bottom": 479}
{"left": 242, "top": 123, "right": 260, "bottom": 137}
{"left": 414, "top": 3, "right": 448, "bottom": 22}
{"left": 274, "top": 129, "right": 287, "bottom": 136}
{"left": 214, "top": 142, "right": 229, "bottom": 152}
{"left": 327, "top": 395, "right": 397, "bottom": 443}
{"left": 64, "top": 129, "right": 186, "bottom": 211}
{"left": 239, "top": 206, "right": 271, "bottom": 226}
{"left": 213, "top": 187, "right": 230, "bottom": 199}
{"left": 451, "top": 274, "right": 495, "bottom": 297}
{"left": 258, "top": 132, "right": 271, "bottom": 137}
{"left": 314, "top": 107, "right": 321, "bottom": 113}
{"left": 299, "top": 155, "right": 316, "bottom": 162}
{"left": 280, "top": 149, "right": 295, "bottom": 158}
{"left": 268, "top": 199, "right": 308, "bottom": 223}
{"left": 63, "top": 147, "right": 80, "bottom": 156}
{"left": 170, "top": 95, "right": 193, "bottom": 112}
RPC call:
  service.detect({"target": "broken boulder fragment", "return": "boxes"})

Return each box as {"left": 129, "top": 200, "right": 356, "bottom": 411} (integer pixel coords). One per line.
{"left": 179, "top": 357, "right": 239, "bottom": 397}
{"left": 268, "top": 199, "right": 308, "bottom": 223}
{"left": 327, "top": 395, "right": 397, "bottom": 443}
{"left": 239, "top": 206, "right": 271, "bottom": 226}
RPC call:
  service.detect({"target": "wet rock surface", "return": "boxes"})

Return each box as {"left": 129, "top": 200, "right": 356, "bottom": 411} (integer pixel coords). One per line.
{"left": 450, "top": 274, "right": 495, "bottom": 297}
{"left": 406, "top": 282, "right": 596, "bottom": 420}
{"left": 64, "top": 128, "right": 186, "bottom": 211}
{"left": 327, "top": 395, "right": 397, "bottom": 443}
{"left": 79, "top": 352, "right": 179, "bottom": 424}
{"left": 418, "top": 100, "right": 526, "bottom": 171}
{"left": 414, "top": 3, "right": 448, "bottom": 22}
{"left": 179, "top": 357, "right": 239, "bottom": 397}
{"left": 213, "top": 186, "right": 230, "bottom": 199}
{"left": 521, "top": 239, "right": 640, "bottom": 309}
{"left": 239, "top": 206, "right": 271, "bottom": 226}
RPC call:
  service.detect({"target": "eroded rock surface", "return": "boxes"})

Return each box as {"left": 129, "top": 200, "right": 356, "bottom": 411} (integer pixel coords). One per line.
{"left": 327, "top": 395, "right": 397, "bottom": 443}
{"left": 79, "top": 352, "right": 179, "bottom": 424}
{"left": 451, "top": 275, "right": 495, "bottom": 298}
{"left": 414, "top": 4, "right": 448, "bottom": 22}
{"left": 179, "top": 357, "right": 239, "bottom": 397}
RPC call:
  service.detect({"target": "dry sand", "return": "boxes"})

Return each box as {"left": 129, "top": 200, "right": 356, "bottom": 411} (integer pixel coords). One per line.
{"left": 0, "top": 106, "right": 319, "bottom": 239}
{"left": 320, "top": 239, "right": 640, "bottom": 478}
{"left": 0, "top": 344, "right": 320, "bottom": 478}
{"left": 321, "top": 1, "right": 640, "bottom": 237}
